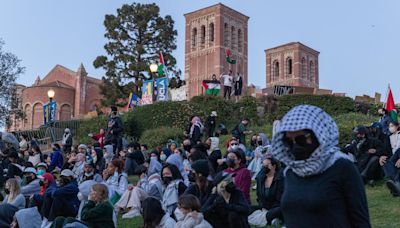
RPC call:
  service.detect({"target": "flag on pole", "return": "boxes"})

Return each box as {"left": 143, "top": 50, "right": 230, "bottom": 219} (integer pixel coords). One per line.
{"left": 386, "top": 86, "right": 398, "bottom": 122}
{"left": 226, "top": 49, "right": 236, "bottom": 64}
{"left": 158, "top": 51, "right": 167, "bottom": 76}
{"left": 126, "top": 92, "right": 140, "bottom": 111}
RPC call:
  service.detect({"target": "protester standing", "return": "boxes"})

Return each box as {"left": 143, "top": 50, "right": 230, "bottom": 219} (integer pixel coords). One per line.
{"left": 204, "top": 111, "right": 217, "bottom": 138}
{"left": 104, "top": 106, "right": 124, "bottom": 154}
{"left": 233, "top": 72, "right": 243, "bottom": 102}
{"left": 220, "top": 70, "right": 233, "bottom": 100}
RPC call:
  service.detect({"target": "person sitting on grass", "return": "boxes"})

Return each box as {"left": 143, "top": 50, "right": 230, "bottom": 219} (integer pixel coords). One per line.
{"left": 161, "top": 163, "right": 187, "bottom": 216}
{"left": 115, "top": 157, "right": 163, "bottom": 219}
{"left": 141, "top": 197, "right": 176, "bottom": 228}
{"left": 175, "top": 194, "right": 212, "bottom": 228}
{"left": 52, "top": 183, "right": 114, "bottom": 228}
{"left": 102, "top": 159, "right": 128, "bottom": 205}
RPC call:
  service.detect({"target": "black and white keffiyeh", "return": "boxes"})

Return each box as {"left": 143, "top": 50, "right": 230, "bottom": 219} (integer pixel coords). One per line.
{"left": 271, "top": 105, "right": 350, "bottom": 177}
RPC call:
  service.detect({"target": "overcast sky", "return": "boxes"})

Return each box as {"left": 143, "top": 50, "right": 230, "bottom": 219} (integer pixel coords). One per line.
{"left": 1, "top": 0, "right": 399, "bottom": 99}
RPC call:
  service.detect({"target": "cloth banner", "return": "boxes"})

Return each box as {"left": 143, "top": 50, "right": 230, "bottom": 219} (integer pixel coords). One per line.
{"left": 141, "top": 80, "right": 154, "bottom": 105}
{"left": 156, "top": 77, "right": 169, "bottom": 101}
{"left": 43, "top": 101, "right": 56, "bottom": 125}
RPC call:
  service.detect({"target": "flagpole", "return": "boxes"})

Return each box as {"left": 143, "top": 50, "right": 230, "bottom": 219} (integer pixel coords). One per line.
{"left": 383, "top": 84, "right": 390, "bottom": 108}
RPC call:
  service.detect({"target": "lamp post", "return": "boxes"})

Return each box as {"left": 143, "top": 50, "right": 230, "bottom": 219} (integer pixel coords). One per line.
{"left": 149, "top": 63, "right": 158, "bottom": 101}
{"left": 47, "top": 89, "right": 55, "bottom": 103}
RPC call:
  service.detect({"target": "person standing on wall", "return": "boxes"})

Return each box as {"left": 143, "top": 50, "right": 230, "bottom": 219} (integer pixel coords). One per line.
{"left": 104, "top": 106, "right": 124, "bottom": 155}
{"left": 220, "top": 70, "right": 233, "bottom": 100}
{"left": 233, "top": 72, "right": 243, "bottom": 102}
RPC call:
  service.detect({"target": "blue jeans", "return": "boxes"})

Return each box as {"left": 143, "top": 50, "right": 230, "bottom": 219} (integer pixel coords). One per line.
{"left": 383, "top": 160, "right": 400, "bottom": 182}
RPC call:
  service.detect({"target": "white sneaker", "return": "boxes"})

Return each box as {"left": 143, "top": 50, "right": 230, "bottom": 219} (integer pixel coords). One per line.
{"left": 41, "top": 218, "right": 48, "bottom": 228}
{"left": 271, "top": 218, "right": 282, "bottom": 227}
{"left": 44, "top": 222, "right": 53, "bottom": 228}
{"left": 122, "top": 209, "right": 140, "bottom": 219}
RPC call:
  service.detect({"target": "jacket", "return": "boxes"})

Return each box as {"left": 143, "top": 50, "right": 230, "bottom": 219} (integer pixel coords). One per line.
{"left": 105, "top": 115, "right": 123, "bottom": 144}
{"left": 224, "top": 165, "right": 251, "bottom": 202}
{"left": 0, "top": 203, "right": 18, "bottom": 228}
{"left": 255, "top": 169, "right": 283, "bottom": 210}
{"left": 349, "top": 137, "right": 385, "bottom": 169}
{"left": 205, "top": 116, "right": 216, "bottom": 130}
{"left": 162, "top": 179, "right": 186, "bottom": 215}
{"left": 176, "top": 212, "right": 212, "bottom": 228}
{"left": 21, "top": 178, "right": 41, "bottom": 197}
{"left": 52, "top": 179, "right": 80, "bottom": 212}
{"left": 157, "top": 214, "right": 176, "bottom": 228}
{"left": 2, "top": 193, "right": 26, "bottom": 209}
{"left": 15, "top": 207, "right": 42, "bottom": 228}
{"left": 50, "top": 149, "right": 63, "bottom": 169}
{"left": 81, "top": 200, "right": 114, "bottom": 228}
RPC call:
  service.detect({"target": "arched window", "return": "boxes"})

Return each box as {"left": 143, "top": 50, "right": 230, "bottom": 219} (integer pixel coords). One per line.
{"left": 286, "top": 57, "right": 293, "bottom": 77}
{"left": 231, "top": 26, "right": 236, "bottom": 50}
{"left": 200, "top": 25, "right": 206, "bottom": 47}
{"left": 301, "top": 58, "right": 307, "bottom": 79}
{"left": 237, "top": 29, "right": 242, "bottom": 52}
{"left": 310, "top": 61, "right": 315, "bottom": 82}
{"left": 191, "top": 28, "right": 197, "bottom": 48}
{"left": 209, "top": 23, "right": 214, "bottom": 42}
{"left": 224, "top": 23, "right": 229, "bottom": 47}
{"left": 273, "top": 61, "right": 279, "bottom": 81}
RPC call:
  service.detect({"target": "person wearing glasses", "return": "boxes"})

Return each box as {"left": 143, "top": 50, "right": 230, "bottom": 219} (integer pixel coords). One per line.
{"left": 271, "top": 105, "right": 370, "bottom": 227}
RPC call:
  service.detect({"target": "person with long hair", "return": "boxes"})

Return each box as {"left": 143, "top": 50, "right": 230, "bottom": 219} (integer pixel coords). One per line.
{"left": 271, "top": 105, "right": 370, "bottom": 227}
{"left": 176, "top": 194, "right": 212, "bottom": 227}
{"left": 102, "top": 159, "right": 128, "bottom": 204}
{"left": 142, "top": 197, "right": 176, "bottom": 228}
{"left": 161, "top": 163, "right": 187, "bottom": 216}
{"left": 1, "top": 178, "right": 25, "bottom": 209}
{"left": 28, "top": 145, "right": 43, "bottom": 167}
{"left": 52, "top": 183, "right": 114, "bottom": 228}
{"left": 183, "top": 160, "right": 213, "bottom": 206}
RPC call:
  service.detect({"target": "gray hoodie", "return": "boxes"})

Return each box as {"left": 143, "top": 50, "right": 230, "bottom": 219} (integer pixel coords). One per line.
{"left": 15, "top": 207, "right": 42, "bottom": 228}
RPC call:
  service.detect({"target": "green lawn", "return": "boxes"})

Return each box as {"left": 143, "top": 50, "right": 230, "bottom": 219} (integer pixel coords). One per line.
{"left": 118, "top": 177, "right": 400, "bottom": 228}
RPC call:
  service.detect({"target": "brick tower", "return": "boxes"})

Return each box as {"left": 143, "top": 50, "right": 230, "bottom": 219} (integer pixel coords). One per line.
{"left": 265, "top": 42, "right": 319, "bottom": 89}
{"left": 184, "top": 3, "right": 249, "bottom": 99}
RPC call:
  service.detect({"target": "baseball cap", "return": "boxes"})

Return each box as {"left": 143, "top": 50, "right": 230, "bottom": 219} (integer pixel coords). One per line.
{"left": 60, "top": 169, "right": 74, "bottom": 177}
{"left": 24, "top": 167, "right": 37, "bottom": 174}
{"left": 211, "top": 111, "right": 217, "bottom": 117}
{"left": 37, "top": 162, "right": 48, "bottom": 169}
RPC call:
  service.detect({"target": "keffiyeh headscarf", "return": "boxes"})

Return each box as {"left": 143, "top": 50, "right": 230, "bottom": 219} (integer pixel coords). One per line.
{"left": 271, "top": 105, "right": 350, "bottom": 177}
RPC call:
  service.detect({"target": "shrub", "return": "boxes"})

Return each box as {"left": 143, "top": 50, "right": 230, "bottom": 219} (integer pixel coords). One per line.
{"left": 140, "top": 127, "right": 184, "bottom": 149}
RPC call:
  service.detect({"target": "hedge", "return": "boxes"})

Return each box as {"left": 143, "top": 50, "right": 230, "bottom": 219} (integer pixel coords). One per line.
{"left": 139, "top": 127, "right": 184, "bottom": 149}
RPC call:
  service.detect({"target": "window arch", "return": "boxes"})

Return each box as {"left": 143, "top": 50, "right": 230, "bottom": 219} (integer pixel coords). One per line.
{"left": 191, "top": 27, "right": 197, "bottom": 48}
{"left": 231, "top": 26, "right": 236, "bottom": 50}
{"left": 310, "top": 61, "right": 315, "bottom": 82}
{"left": 273, "top": 61, "right": 280, "bottom": 81}
{"left": 200, "top": 25, "right": 206, "bottom": 47}
{"left": 237, "top": 29, "right": 242, "bottom": 52}
{"left": 286, "top": 57, "right": 293, "bottom": 77}
{"left": 224, "top": 23, "right": 229, "bottom": 46}
{"left": 301, "top": 58, "right": 307, "bottom": 79}
{"left": 209, "top": 23, "right": 214, "bottom": 42}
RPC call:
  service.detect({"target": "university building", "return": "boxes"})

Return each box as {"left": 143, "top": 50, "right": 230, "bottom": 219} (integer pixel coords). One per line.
{"left": 184, "top": 3, "right": 249, "bottom": 98}
{"left": 7, "top": 64, "right": 102, "bottom": 131}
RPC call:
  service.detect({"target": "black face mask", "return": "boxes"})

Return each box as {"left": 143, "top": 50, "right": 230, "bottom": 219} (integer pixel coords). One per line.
{"left": 289, "top": 142, "right": 320, "bottom": 161}
{"left": 264, "top": 166, "right": 271, "bottom": 174}
{"left": 379, "top": 113, "right": 384, "bottom": 117}
{"left": 257, "top": 141, "right": 263, "bottom": 146}
{"left": 28, "top": 151, "right": 34, "bottom": 156}
{"left": 188, "top": 171, "right": 196, "bottom": 183}
{"left": 4, "top": 189, "right": 10, "bottom": 195}
{"left": 163, "top": 176, "right": 173, "bottom": 185}
{"left": 25, "top": 176, "right": 34, "bottom": 184}
{"left": 225, "top": 182, "right": 236, "bottom": 193}
{"left": 60, "top": 177, "right": 71, "bottom": 186}
{"left": 39, "top": 180, "right": 45, "bottom": 186}
{"left": 226, "top": 159, "right": 236, "bottom": 168}
{"left": 250, "top": 140, "right": 257, "bottom": 147}
{"left": 183, "top": 145, "right": 192, "bottom": 152}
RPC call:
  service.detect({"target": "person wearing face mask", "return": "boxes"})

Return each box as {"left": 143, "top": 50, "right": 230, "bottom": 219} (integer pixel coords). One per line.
{"left": 104, "top": 106, "right": 124, "bottom": 154}
{"left": 28, "top": 145, "right": 43, "bottom": 167}
{"left": 271, "top": 105, "right": 370, "bottom": 227}
{"left": 388, "top": 121, "right": 400, "bottom": 152}
{"left": 248, "top": 156, "right": 283, "bottom": 227}
{"left": 124, "top": 142, "right": 145, "bottom": 175}
{"left": 205, "top": 137, "right": 221, "bottom": 173}
{"left": 41, "top": 169, "right": 80, "bottom": 227}
{"left": 248, "top": 133, "right": 271, "bottom": 180}
{"left": 36, "top": 162, "right": 48, "bottom": 177}
{"left": 204, "top": 111, "right": 218, "bottom": 138}
{"left": 167, "top": 154, "right": 190, "bottom": 187}
{"left": 161, "top": 163, "right": 187, "bottom": 217}
{"left": 102, "top": 159, "right": 128, "bottom": 205}
{"left": 2, "top": 178, "right": 25, "bottom": 209}
{"left": 232, "top": 117, "right": 252, "bottom": 146}
{"left": 378, "top": 108, "right": 393, "bottom": 135}
{"left": 223, "top": 149, "right": 251, "bottom": 203}
{"left": 202, "top": 172, "right": 251, "bottom": 228}
{"left": 81, "top": 161, "right": 103, "bottom": 183}
{"left": 183, "top": 160, "right": 213, "bottom": 206}
{"left": 90, "top": 147, "right": 105, "bottom": 175}
{"left": 175, "top": 194, "right": 212, "bottom": 228}
{"left": 49, "top": 143, "right": 63, "bottom": 171}
{"left": 115, "top": 157, "right": 163, "bottom": 219}
{"left": 62, "top": 128, "right": 73, "bottom": 153}
{"left": 20, "top": 167, "right": 41, "bottom": 198}
{"left": 29, "top": 172, "right": 56, "bottom": 209}
{"left": 346, "top": 125, "right": 386, "bottom": 185}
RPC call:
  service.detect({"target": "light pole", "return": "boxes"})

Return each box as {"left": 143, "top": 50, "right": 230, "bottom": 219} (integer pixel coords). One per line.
{"left": 46, "top": 89, "right": 56, "bottom": 141}
{"left": 149, "top": 63, "right": 158, "bottom": 101}
{"left": 47, "top": 89, "right": 55, "bottom": 103}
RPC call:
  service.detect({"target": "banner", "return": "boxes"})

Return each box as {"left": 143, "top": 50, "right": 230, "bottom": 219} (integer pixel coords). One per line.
{"left": 141, "top": 80, "right": 153, "bottom": 105}
{"left": 43, "top": 101, "right": 57, "bottom": 125}
{"left": 156, "top": 77, "right": 169, "bottom": 101}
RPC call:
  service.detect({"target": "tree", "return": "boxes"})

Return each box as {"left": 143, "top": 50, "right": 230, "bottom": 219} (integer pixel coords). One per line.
{"left": 0, "top": 39, "right": 24, "bottom": 128}
{"left": 94, "top": 3, "right": 178, "bottom": 107}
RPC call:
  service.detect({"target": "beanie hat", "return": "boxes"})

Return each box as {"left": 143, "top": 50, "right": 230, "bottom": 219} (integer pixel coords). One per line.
{"left": 191, "top": 159, "right": 210, "bottom": 177}
{"left": 111, "top": 106, "right": 118, "bottom": 112}
{"left": 41, "top": 173, "right": 55, "bottom": 183}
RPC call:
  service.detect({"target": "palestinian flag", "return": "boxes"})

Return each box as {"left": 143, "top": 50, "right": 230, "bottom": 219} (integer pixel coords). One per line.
{"left": 386, "top": 86, "right": 398, "bottom": 122}
{"left": 202, "top": 80, "right": 221, "bottom": 95}
{"left": 226, "top": 49, "right": 236, "bottom": 64}
{"left": 158, "top": 51, "right": 167, "bottom": 76}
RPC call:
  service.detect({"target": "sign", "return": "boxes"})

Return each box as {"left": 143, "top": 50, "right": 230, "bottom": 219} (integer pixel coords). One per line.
{"left": 273, "top": 85, "right": 294, "bottom": 96}
{"left": 155, "top": 77, "right": 169, "bottom": 101}
{"left": 141, "top": 80, "right": 153, "bottom": 105}
{"left": 170, "top": 85, "right": 187, "bottom": 101}
{"left": 43, "top": 101, "right": 57, "bottom": 125}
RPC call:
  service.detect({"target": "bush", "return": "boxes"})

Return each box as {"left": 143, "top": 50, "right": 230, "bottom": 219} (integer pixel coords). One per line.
{"left": 140, "top": 127, "right": 184, "bottom": 149}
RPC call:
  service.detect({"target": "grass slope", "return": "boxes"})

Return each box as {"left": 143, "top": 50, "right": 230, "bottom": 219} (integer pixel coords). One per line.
{"left": 118, "top": 177, "right": 400, "bottom": 228}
